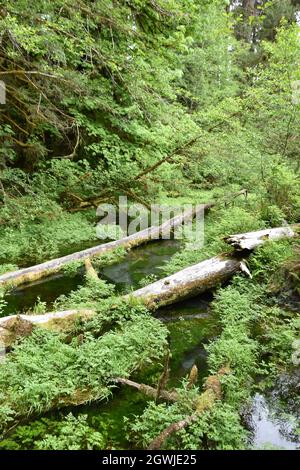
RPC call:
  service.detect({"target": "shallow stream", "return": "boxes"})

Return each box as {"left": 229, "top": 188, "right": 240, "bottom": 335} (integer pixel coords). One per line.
{"left": 1, "top": 240, "right": 299, "bottom": 450}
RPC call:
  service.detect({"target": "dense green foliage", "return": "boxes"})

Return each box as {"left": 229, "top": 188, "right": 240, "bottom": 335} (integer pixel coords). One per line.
{"left": 0, "top": 0, "right": 299, "bottom": 451}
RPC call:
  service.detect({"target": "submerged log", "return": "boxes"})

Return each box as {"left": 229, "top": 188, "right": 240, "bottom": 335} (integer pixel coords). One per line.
{"left": 225, "top": 224, "right": 300, "bottom": 251}
{"left": 0, "top": 204, "right": 211, "bottom": 290}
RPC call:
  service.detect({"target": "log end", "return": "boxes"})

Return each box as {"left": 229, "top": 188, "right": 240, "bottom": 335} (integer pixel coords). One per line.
{"left": 0, "top": 316, "right": 33, "bottom": 348}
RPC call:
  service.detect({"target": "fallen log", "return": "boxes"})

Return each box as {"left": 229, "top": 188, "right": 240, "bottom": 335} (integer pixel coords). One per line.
{"left": 0, "top": 189, "right": 248, "bottom": 290}
{"left": 113, "top": 378, "right": 178, "bottom": 402}
{"left": 113, "top": 365, "right": 230, "bottom": 451}
{"left": 1, "top": 222, "right": 297, "bottom": 346}
{"left": 0, "top": 310, "right": 94, "bottom": 348}
{"left": 0, "top": 204, "right": 211, "bottom": 290}
{"left": 0, "top": 256, "right": 246, "bottom": 347}
{"left": 127, "top": 256, "right": 248, "bottom": 309}
{"left": 225, "top": 224, "right": 300, "bottom": 251}
{"left": 148, "top": 367, "right": 230, "bottom": 450}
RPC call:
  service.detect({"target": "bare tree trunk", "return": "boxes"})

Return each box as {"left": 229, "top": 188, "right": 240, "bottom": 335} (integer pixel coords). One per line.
{"left": 235, "top": 0, "right": 261, "bottom": 43}
{"left": 0, "top": 189, "right": 248, "bottom": 290}
{"left": 225, "top": 224, "right": 300, "bottom": 251}
{"left": 127, "top": 256, "right": 247, "bottom": 309}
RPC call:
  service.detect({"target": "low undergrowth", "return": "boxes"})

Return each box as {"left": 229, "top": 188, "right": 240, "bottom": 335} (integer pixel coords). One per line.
{"left": 0, "top": 211, "right": 299, "bottom": 450}
{"left": 125, "top": 240, "right": 300, "bottom": 450}
{"left": 0, "top": 297, "right": 169, "bottom": 437}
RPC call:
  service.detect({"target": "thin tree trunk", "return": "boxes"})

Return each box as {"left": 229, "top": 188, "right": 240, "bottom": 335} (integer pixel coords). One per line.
{"left": 147, "top": 367, "right": 230, "bottom": 450}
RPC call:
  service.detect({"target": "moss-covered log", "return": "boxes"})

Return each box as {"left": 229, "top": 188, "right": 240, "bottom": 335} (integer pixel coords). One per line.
{"left": 148, "top": 367, "right": 230, "bottom": 450}
{"left": 0, "top": 204, "right": 211, "bottom": 290}
{"left": 0, "top": 310, "right": 94, "bottom": 348}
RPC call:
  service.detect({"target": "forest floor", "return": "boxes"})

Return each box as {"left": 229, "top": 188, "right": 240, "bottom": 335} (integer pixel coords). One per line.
{"left": 0, "top": 187, "right": 299, "bottom": 450}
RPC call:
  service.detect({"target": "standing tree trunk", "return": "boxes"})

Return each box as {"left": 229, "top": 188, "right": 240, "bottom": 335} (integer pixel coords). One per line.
{"left": 234, "top": 0, "right": 261, "bottom": 43}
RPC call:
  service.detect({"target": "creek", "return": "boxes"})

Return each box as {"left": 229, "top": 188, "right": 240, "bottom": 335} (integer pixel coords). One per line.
{"left": 1, "top": 240, "right": 299, "bottom": 450}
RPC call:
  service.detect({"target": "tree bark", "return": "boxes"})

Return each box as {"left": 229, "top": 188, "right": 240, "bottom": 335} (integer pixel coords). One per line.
{"left": 0, "top": 309, "right": 94, "bottom": 348}
{"left": 127, "top": 256, "right": 246, "bottom": 309}
{"left": 0, "top": 204, "right": 210, "bottom": 290}
{"left": 224, "top": 224, "right": 300, "bottom": 251}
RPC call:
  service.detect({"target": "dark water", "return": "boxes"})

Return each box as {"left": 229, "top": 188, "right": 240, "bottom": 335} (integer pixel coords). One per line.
{"left": 101, "top": 240, "right": 182, "bottom": 293}
{"left": 1, "top": 240, "right": 181, "bottom": 316}
{"left": 1, "top": 239, "right": 299, "bottom": 450}
{"left": 246, "top": 372, "right": 300, "bottom": 450}
{"left": 248, "top": 394, "right": 299, "bottom": 450}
